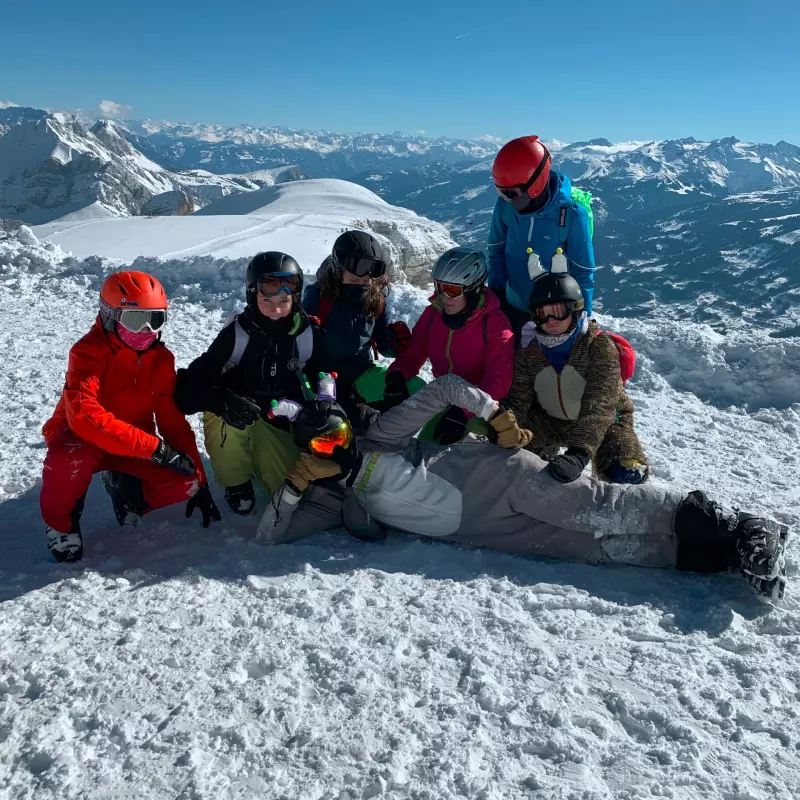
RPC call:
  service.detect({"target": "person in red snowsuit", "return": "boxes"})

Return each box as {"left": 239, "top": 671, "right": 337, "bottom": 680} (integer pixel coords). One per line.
{"left": 40, "top": 270, "right": 220, "bottom": 562}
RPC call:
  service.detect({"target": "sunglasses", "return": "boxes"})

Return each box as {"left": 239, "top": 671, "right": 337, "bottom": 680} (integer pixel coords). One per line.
{"left": 435, "top": 281, "right": 465, "bottom": 299}
{"left": 308, "top": 420, "right": 354, "bottom": 459}
{"left": 257, "top": 273, "right": 301, "bottom": 298}
{"left": 336, "top": 254, "right": 387, "bottom": 279}
{"left": 102, "top": 302, "right": 168, "bottom": 333}
{"left": 495, "top": 147, "right": 552, "bottom": 209}
{"left": 532, "top": 301, "right": 573, "bottom": 323}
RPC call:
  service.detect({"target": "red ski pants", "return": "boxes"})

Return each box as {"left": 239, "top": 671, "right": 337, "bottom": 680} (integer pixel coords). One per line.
{"left": 40, "top": 428, "right": 198, "bottom": 533}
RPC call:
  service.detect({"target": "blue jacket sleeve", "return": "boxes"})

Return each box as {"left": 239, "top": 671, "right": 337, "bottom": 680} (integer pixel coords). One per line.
{"left": 371, "top": 304, "right": 396, "bottom": 358}
{"left": 302, "top": 283, "right": 321, "bottom": 316}
{"left": 566, "top": 203, "right": 596, "bottom": 315}
{"left": 487, "top": 198, "right": 509, "bottom": 289}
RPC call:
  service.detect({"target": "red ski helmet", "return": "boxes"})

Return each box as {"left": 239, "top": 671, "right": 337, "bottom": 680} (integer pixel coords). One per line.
{"left": 492, "top": 136, "right": 552, "bottom": 206}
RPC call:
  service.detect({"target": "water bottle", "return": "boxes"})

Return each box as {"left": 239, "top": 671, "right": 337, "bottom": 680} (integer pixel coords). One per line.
{"left": 317, "top": 372, "right": 338, "bottom": 401}
{"left": 551, "top": 247, "right": 568, "bottom": 274}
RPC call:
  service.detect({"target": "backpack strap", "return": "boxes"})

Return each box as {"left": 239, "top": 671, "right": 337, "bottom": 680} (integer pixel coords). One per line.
{"left": 558, "top": 205, "right": 570, "bottom": 249}
{"left": 295, "top": 325, "right": 313, "bottom": 367}
{"left": 222, "top": 317, "right": 249, "bottom": 373}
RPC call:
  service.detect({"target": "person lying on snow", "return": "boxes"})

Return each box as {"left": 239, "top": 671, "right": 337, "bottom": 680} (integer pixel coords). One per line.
{"left": 255, "top": 374, "right": 787, "bottom": 600}
{"left": 174, "top": 252, "right": 332, "bottom": 517}
{"left": 505, "top": 257, "right": 649, "bottom": 485}
{"left": 40, "top": 271, "right": 220, "bottom": 563}
{"left": 384, "top": 247, "right": 514, "bottom": 444}
{"left": 302, "top": 230, "right": 420, "bottom": 407}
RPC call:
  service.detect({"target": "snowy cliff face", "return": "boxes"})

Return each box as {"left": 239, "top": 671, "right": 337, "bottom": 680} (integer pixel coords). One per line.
{"left": 0, "top": 114, "right": 305, "bottom": 224}
{"left": 0, "top": 117, "right": 175, "bottom": 224}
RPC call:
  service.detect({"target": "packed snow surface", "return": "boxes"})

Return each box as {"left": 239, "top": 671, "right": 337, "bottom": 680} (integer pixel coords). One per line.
{"left": 32, "top": 179, "right": 455, "bottom": 281}
{"left": 1, "top": 228, "right": 799, "bottom": 799}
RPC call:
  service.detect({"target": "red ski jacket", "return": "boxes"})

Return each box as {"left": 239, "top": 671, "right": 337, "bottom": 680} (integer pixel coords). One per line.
{"left": 43, "top": 319, "right": 206, "bottom": 481}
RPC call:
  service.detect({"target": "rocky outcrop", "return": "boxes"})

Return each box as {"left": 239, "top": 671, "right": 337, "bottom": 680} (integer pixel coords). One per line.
{"left": 141, "top": 190, "right": 195, "bottom": 217}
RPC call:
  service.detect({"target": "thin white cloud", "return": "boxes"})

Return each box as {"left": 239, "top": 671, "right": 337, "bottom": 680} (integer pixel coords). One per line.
{"left": 0, "top": 100, "right": 20, "bottom": 109}
{"left": 96, "top": 99, "right": 133, "bottom": 119}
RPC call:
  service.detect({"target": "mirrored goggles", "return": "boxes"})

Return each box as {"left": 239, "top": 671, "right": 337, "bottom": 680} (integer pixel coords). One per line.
{"left": 104, "top": 304, "right": 168, "bottom": 333}
{"left": 337, "top": 254, "right": 387, "bottom": 279}
{"left": 435, "top": 280, "right": 465, "bottom": 299}
{"left": 257, "top": 273, "right": 301, "bottom": 297}
{"left": 532, "top": 301, "right": 574, "bottom": 323}
{"left": 308, "top": 420, "right": 353, "bottom": 459}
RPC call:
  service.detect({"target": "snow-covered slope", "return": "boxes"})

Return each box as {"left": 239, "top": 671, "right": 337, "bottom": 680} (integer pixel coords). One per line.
{"left": 0, "top": 113, "right": 303, "bottom": 224}
{"left": 0, "top": 226, "right": 799, "bottom": 799}
{"left": 595, "top": 188, "right": 800, "bottom": 331}
{"left": 33, "top": 179, "right": 456, "bottom": 284}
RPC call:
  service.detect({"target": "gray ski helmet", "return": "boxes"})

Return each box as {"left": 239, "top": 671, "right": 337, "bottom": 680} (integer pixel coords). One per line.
{"left": 431, "top": 247, "right": 488, "bottom": 293}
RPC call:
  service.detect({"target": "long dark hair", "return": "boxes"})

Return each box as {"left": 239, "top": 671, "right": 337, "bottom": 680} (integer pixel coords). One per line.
{"left": 317, "top": 259, "right": 389, "bottom": 318}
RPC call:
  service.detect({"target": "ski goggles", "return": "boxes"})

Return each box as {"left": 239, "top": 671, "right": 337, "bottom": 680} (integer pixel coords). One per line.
{"left": 434, "top": 280, "right": 466, "bottom": 299}
{"left": 257, "top": 273, "right": 301, "bottom": 297}
{"left": 308, "top": 420, "right": 354, "bottom": 459}
{"left": 334, "top": 253, "right": 387, "bottom": 279}
{"left": 495, "top": 149, "right": 552, "bottom": 208}
{"left": 101, "top": 301, "right": 168, "bottom": 332}
{"left": 531, "top": 301, "right": 574, "bottom": 323}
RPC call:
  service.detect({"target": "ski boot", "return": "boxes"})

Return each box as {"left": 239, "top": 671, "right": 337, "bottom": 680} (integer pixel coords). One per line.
{"left": 224, "top": 480, "right": 256, "bottom": 516}
{"left": 736, "top": 514, "right": 788, "bottom": 600}
{"left": 101, "top": 470, "right": 149, "bottom": 526}
{"left": 674, "top": 491, "right": 788, "bottom": 599}
{"left": 46, "top": 493, "right": 85, "bottom": 563}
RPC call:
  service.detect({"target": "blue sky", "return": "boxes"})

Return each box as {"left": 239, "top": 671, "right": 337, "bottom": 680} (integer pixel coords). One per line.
{"left": 2, "top": 0, "right": 799, "bottom": 144}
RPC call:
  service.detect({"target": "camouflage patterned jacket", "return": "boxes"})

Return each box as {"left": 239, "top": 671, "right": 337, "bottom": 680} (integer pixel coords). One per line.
{"left": 505, "top": 320, "right": 638, "bottom": 465}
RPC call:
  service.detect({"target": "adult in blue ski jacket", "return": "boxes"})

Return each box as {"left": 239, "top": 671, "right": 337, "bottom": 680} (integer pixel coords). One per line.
{"left": 488, "top": 135, "right": 595, "bottom": 319}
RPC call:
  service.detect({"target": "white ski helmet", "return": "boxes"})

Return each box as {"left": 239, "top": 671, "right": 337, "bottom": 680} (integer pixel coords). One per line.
{"left": 431, "top": 247, "right": 488, "bottom": 293}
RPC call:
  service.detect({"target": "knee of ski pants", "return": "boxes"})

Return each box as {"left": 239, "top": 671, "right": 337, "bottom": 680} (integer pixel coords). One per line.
{"left": 204, "top": 412, "right": 255, "bottom": 488}
{"left": 203, "top": 413, "right": 300, "bottom": 495}
{"left": 102, "top": 454, "right": 200, "bottom": 511}
{"left": 40, "top": 429, "right": 104, "bottom": 532}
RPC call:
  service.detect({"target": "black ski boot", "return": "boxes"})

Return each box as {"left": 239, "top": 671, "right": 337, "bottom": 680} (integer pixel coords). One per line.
{"left": 735, "top": 514, "right": 788, "bottom": 599}
{"left": 674, "top": 491, "right": 788, "bottom": 599}
{"left": 46, "top": 493, "right": 85, "bottom": 563}
{"left": 224, "top": 480, "right": 256, "bottom": 516}
{"left": 101, "top": 470, "right": 149, "bottom": 526}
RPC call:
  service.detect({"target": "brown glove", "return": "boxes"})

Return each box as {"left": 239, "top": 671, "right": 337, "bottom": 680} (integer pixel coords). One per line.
{"left": 489, "top": 409, "right": 533, "bottom": 449}
{"left": 285, "top": 454, "right": 343, "bottom": 492}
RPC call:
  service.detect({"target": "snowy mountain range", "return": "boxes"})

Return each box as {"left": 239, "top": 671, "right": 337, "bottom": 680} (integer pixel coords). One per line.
{"left": 0, "top": 109, "right": 303, "bottom": 224}
{"left": 121, "top": 119, "right": 500, "bottom": 179}
{"left": 354, "top": 137, "right": 800, "bottom": 246}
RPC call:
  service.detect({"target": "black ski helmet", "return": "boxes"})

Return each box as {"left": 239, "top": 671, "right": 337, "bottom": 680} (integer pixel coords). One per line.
{"left": 528, "top": 271, "right": 584, "bottom": 325}
{"left": 292, "top": 399, "right": 353, "bottom": 458}
{"left": 245, "top": 251, "right": 303, "bottom": 308}
{"left": 331, "top": 230, "right": 387, "bottom": 278}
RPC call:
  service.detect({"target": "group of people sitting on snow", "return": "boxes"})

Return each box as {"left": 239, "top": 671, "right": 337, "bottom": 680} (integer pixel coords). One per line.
{"left": 39, "top": 136, "right": 788, "bottom": 599}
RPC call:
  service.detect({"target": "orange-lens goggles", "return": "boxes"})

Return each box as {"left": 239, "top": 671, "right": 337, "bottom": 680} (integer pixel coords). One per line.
{"left": 435, "top": 281, "right": 465, "bottom": 299}
{"left": 307, "top": 420, "right": 353, "bottom": 458}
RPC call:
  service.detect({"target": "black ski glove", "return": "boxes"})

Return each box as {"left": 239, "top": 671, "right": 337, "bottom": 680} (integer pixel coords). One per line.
{"left": 185, "top": 484, "right": 222, "bottom": 528}
{"left": 221, "top": 391, "right": 261, "bottom": 430}
{"left": 381, "top": 371, "right": 410, "bottom": 412}
{"left": 151, "top": 440, "right": 196, "bottom": 476}
{"left": 547, "top": 447, "right": 591, "bottom": 483}
{"left": 433, "top": 405, "right": 469, "bottom": 445}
